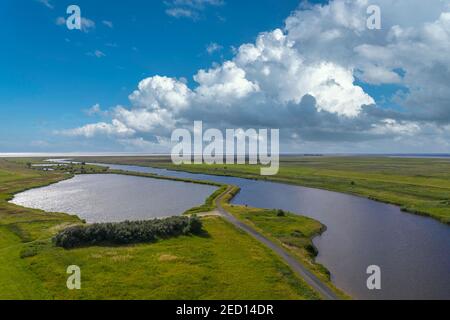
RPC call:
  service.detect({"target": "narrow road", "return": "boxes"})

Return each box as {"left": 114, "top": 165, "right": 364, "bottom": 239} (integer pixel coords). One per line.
{"left": 215, "top": 186, "right": 339, "bottom": 300}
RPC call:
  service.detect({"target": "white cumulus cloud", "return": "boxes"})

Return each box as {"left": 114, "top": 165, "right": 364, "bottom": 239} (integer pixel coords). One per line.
{"left": 60, "top": 0, "right": 450, "bottom": 153}
{"left": 60, "top": 120, "right": 135, "bottom": 138}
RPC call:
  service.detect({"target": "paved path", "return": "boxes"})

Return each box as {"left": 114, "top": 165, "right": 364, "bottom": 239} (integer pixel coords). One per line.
{"left": 215, "top": 186, "right": 339, "bottom": 300}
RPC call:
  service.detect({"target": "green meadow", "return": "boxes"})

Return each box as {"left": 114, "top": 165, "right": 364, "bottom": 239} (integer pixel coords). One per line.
{"left": 82, "top": 156, "right": 450, "bottom": 224}
{"left": 0, "top": 159, "right": 321, "bottom": 300}
{"left": 222, "top": 201, "right": 347, "bottom": 298}
{"left": 3, "top": 155, "right": 448, "bottom": 300}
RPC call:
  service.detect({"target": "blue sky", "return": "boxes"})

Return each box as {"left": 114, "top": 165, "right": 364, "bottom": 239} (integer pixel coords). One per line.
{"left": 1, "top": 0, "right": 449, "bottom": 153}
{"left": 0, "top": 0, "right": 307, "bottom": 151}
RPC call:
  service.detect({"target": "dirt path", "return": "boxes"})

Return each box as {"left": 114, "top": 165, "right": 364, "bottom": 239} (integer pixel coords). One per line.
{"left": 215, "top": 186, "right": 339, "bottom": 300}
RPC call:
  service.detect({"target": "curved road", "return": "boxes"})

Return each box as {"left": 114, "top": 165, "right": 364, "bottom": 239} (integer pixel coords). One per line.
{"left": 215, "top": 186, "right": 339, "bottom": 300}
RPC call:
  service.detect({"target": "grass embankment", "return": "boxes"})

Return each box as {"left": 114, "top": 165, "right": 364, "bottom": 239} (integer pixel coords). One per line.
{"left": 0, "top": 159, "right": 81, "bottom": 299}
{"left": 184, "top": 185, "right": 228, "bottom": 215}
{"left": 78, "top": 156, "right": 450, "bottom": 224}
{"left": 0, "top": 159, "right": 321, "bottom": 299}
{"left": 219, "top": 186, "right": 347, "bottom": 299}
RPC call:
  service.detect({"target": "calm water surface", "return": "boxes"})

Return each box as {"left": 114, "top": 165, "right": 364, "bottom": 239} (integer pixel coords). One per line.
{"left": 84, "top": 162, "right": 450, "bottom": 300}
{"left": 11, "top": 174, "right": 217, "bottom": 223}
{"left": 13, "top": 160, "right": 450, "bottom": 299}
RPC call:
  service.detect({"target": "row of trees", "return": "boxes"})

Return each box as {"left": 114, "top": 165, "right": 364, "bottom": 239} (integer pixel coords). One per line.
{"left": 54, "top": 215, "right": 203, "bottom": 248}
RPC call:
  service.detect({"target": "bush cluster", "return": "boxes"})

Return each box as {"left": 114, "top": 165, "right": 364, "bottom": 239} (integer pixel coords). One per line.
{"left": 276, "top": 209, "right": 286, "bottom": 217}
{"left": 54, "top": 215, "right": 203, "bottom": 249}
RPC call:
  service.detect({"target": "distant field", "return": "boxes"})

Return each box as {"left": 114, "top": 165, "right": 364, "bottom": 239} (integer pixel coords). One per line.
{"left": 0, "top": 159, "right": 321, "bottom": 300}
{"left": 71, "top": 156, "right": 450, "bottom": 224}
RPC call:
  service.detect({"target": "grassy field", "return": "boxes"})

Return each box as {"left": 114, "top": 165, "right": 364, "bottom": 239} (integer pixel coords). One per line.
{"left": 74, "top": 156, "right": 450, "bottom": 224}
{"left": 222, "top": 199, "right": 347, "bottom": 298}
{"left": 0, "top": 159, "right": 321, "bottom": 300}
{"left": 225, "top": 205, "right": 325, "bottom": 269}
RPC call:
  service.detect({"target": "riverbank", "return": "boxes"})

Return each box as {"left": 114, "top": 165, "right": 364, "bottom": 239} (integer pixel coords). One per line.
{"left": 216, "top": 186, "right": 345, "bottom": 299}
{"left": 0, "top": 159, "right": 324, "bottom": 299}
{"left": 71, "top": 156, "right": 450, "bottom": 225}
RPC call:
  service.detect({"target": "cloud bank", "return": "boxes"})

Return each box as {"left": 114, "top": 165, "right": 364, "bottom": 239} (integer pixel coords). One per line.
{"left": 61, "top": 0, "right": 450, "bottom": 153}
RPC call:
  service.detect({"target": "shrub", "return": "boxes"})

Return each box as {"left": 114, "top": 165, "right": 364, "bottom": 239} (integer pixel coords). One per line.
{"left": 187, "top": 215, "right": 203, "bottom": 234}
{"left": 276, "top": 209, "right": 286, "bottom": 217}
{"left": 54, "top": 216, "right": 203, "bottom": 249}
{"left": 305, "top": 243, "right": 318, "bottom": 257}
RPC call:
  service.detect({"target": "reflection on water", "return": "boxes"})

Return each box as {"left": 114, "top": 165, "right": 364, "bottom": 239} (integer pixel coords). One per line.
{"left": 11, "top": 174, "right": 217, "bottom": 223}
{"left": 12, "top": 160, "right": 450, "bottom": 299}
{"left": 83, "top": 162, "right": 450, "bottom": 300}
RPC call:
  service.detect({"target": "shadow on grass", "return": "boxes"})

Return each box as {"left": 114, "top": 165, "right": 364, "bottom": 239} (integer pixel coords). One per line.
{"left": 195, "top": 229, "right": 211, "bottom": 239}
